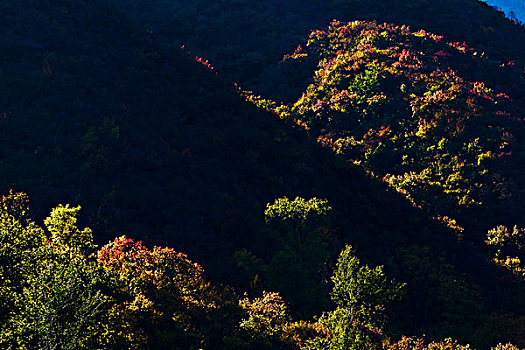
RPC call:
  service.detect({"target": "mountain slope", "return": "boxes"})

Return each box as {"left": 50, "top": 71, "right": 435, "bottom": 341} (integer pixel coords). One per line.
{"left": 1, "top": 0, "right": 525, "bottom": 347}
{"left": 125, "top": 0, "right": 525, "bottom": 102}
{"left": 276, "top": 20, "right": 525, "bottom": 235}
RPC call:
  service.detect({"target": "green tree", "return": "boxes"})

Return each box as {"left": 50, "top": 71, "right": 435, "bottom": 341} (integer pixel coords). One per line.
{"left": 0, "top": 193, "right": 125, "bottom": 349}
{"left": 0, "top": 192, "right": 47, "bottom": 346}
{"left": 44, "top": 204, "right": 95, "bottom": 252}
{"left": 306, "top": 245, "right": 405, "bottom": 350}
{"left": 264, "top": 196, "right": 331, "bottom": 245}
{"left": 263, "top": 197, "right": 333, "bottom": 317}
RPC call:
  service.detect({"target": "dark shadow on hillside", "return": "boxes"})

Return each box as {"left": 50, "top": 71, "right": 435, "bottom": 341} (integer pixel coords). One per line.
{"left": 125, "top": 0, "right": 525, "bottom": 102}
{"left": 1, "top": 0, "right": 525, "bottom": 347}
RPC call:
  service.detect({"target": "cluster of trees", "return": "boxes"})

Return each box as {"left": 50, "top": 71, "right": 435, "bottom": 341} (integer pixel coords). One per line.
{"left": 1, "top": 0, "right": 525, "bottom": 348}
{"left": 0, "top": 191, "right": 390, "bottom": 348}
{"left": 240, "top": 19, "right": 525, "bottom": 345}
{"left": 0, "top": 192, "right": 224, "bottom": 348}
{"left": 239, "top": 17, "right": 525, "bottom": 347}
{"left": 1, "top": 192, "right": 523, "bottom": 349}
{"left": 261, "top": 20, "right": 524, "bottom": 232}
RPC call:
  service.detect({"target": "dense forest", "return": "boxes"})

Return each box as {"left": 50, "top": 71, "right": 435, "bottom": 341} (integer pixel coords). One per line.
{"left": 0, "top": 0, "right": 524, "bottom": 349}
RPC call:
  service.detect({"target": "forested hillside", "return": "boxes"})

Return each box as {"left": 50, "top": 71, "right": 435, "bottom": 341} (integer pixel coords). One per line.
{"left": 275, "top": 19, "right": 524, "bottom": 234}
{"left": 1, "top": 0, "right": 524, "bottom": 349}
{"left": 126, "top": 0, "right": 525, "bottom": 100}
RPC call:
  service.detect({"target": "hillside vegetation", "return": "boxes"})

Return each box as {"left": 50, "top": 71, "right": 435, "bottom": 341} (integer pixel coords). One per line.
{"left": 0, "top": 0, "right": 525, "bottom": 349}
{"left": 274, "top": 19, "right": 524, "bottom": 234}
{"left": 129, "top": 0, "right": 525, "bottom": 100}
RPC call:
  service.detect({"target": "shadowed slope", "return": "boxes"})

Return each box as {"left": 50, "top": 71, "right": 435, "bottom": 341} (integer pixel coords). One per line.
{"left": 1, "top": 0, "right": 525, "bottom": 347}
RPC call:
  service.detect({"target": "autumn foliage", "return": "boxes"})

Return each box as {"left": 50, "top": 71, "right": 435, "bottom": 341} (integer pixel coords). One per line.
{"left": 275, "top": 20, "right": 521, "bottom": 220}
